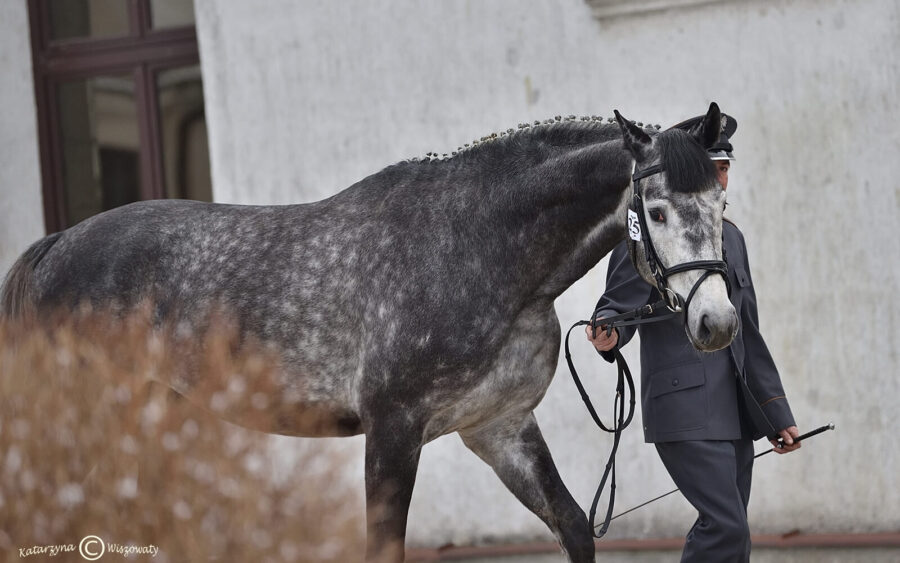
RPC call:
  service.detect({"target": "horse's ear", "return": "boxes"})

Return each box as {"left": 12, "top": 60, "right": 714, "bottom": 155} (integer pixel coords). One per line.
{"left": 688, "top": 102, "right": 722, "bottom": 150}
{"left": 614, "top": 110, "right": 652, "bottom": 162}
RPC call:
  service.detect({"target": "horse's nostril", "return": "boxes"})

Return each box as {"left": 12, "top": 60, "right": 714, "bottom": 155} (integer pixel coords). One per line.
{"left": 698, "top": 314, "right": 712, "bottom": 342}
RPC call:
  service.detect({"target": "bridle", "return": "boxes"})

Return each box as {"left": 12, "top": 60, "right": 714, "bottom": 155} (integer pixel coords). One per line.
{"left": 562, "top": 161, "right": 732, "bottom": 539}
{"left": 628, "top": 162, "right": 730, "bottom": 320}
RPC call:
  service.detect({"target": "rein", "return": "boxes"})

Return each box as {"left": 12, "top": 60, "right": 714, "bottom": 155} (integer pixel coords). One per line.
{"left": 564, "top": 161, "right": 732, "bottom": 538}
{"left": 563, "top": 300, "right": 674, "bottom": 538}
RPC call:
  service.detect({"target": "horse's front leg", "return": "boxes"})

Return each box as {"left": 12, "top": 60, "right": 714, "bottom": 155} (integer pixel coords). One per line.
{"left": 460, "top": 412, "right": 595, "bottom": 563}
{"left": 363, "top": 412, "right": 424, "bottom": 562}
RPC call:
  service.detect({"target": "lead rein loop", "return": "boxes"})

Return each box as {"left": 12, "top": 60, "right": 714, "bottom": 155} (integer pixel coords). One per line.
{"left": 564, "top": 312, "right": 644, "bottom": 538}
{"left": 564, "top": 299, "right": 692, "bottom": 538}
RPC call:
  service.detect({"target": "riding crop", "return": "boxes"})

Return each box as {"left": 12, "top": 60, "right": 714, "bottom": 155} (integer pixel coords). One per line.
{"left": 601, "top": 422, "right": 836, "bottom": 526}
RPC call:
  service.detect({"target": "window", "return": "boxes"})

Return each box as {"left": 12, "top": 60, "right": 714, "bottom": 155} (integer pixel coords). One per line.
{"left": 28, "top": 0, "right": 211, "bottom": 232}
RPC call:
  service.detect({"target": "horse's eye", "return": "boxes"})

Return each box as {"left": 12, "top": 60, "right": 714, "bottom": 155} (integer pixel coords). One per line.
{"left": 649, "top": 209, "right": 665, "bottom": 223}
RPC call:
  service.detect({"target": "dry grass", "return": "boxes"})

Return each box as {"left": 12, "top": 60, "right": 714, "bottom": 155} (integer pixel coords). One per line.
{"left": 0, "top": 310, "right": 364, "bottom": 562}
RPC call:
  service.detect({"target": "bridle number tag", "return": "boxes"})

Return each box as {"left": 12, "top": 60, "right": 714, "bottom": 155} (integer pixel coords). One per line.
{"left": 627, "top": 209, "right": 642, "bottom": 241}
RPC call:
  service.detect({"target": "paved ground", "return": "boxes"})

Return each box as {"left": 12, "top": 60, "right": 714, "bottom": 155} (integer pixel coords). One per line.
{"left": 456, "top": 548, "right": 900, "bottom": 563}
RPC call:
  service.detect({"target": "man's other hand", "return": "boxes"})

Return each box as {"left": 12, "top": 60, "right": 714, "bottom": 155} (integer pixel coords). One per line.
{"left": 585, "top": 322, "right": 618, "bottom": 352}
{"left": 770, "top": 426, "right": 802, "bottom": 454}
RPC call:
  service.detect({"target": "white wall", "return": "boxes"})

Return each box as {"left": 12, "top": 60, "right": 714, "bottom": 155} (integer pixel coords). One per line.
{"left": 0, "top": 0, "right": 45, "bottom": 275}
{"left": 195, "top": 0, "right": 899, "bottom": 547}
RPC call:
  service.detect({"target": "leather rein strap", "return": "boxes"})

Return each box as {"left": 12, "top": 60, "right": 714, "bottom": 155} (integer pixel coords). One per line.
{"left": 563, "top": 300, "right": 674, "bottom": 538}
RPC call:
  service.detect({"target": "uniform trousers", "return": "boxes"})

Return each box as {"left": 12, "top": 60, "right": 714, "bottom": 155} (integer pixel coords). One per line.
{"left": 655, "top": 439, "right": 755, "bottom": 562}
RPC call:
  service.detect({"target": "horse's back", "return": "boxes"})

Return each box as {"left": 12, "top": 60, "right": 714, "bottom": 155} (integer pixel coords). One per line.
{"left": 31, "top": 199, "right": 366, "bottom": 368}
{"left": 34, "top": 200, "right": 299, "bottom": 315}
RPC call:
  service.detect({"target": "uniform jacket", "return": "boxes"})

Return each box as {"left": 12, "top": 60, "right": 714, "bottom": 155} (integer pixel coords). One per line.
{"left": 595, "top": 220, "right": 795, "bottom": 443}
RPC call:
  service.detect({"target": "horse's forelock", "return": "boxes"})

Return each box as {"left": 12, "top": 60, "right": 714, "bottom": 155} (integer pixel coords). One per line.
{"left": 657, "top": 129, "right": 718, "bottom": 194}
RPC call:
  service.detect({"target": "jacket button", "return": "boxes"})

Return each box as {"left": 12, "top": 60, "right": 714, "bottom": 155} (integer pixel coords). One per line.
{"left": 672, "top": 378, "right": 679, "bottom": 386}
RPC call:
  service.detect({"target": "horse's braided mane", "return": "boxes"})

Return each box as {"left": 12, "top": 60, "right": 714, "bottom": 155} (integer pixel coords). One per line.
{"left": 407, "top": 114, "right": 662, "bottom": 164}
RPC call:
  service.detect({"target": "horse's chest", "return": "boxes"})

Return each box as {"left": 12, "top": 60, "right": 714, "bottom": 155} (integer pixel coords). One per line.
{"left": 421, "top": 311, "right": 560, "bottom": 439}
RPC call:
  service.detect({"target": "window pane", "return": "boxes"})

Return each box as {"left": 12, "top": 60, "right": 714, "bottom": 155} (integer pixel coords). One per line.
{"left": 49, "top": 0, "right": 130, "bottom": 41}
{"left": 156, "top": 65, "right": 211, "bottom": 201}
{"left": 57, "top": 76, "right": 141, "bottom": 226}
{"left": 150, "top": 0, "right": 196, "bottom": 29}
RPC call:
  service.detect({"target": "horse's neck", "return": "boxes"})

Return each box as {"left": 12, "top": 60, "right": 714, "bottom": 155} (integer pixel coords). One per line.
{"left": 481, "top": 141, "right": 632, "bottom": 301}
{"left": 528, "top": 186, "right": 630, "bottom": 301}
{"left": 336, "top": 135, "right": 632, "bottom": 305}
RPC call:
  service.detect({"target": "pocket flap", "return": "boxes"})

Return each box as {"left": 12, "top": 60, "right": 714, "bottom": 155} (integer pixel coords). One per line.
{"left": 734, "top": 267, "right": 751, "bottom": 288}
{"left": 649, "top": 362, "right": 705, "bottom": 398}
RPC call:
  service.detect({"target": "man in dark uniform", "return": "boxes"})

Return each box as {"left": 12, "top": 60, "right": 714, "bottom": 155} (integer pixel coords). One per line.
{"left": 586, "top": 114, "right": 801, "bottom": 562}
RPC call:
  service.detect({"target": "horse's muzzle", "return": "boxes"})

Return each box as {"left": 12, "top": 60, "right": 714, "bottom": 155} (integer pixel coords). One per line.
{"left": 689, "top": 306, "right": 738, "bottom": 352}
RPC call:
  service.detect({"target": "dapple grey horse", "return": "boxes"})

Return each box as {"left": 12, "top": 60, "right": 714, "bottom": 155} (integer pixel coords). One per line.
{"left": 1, "top": 104, "right": 736, "bottom": 562}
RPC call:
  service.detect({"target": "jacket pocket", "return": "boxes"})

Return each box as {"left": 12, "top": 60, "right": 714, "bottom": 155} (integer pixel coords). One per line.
{"left": 649, "top": 361, "right": 705, "bottom": 397}
{"left": 648, "top": 361, "right": 708, "bottom": 433}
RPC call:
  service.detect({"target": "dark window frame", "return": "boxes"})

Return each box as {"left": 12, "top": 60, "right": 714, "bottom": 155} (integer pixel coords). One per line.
{"left": 28, "top": 0, "right": 201, "bottom": 232}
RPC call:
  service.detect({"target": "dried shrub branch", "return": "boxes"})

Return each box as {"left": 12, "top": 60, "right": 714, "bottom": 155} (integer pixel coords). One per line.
{"left": 0, "top": 310, "right": 363, "bottom": 562}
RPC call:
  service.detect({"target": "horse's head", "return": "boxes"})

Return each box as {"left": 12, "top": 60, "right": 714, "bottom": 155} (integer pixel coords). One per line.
{"left": 614, "top": 103, "right": 738, "bottom": 352}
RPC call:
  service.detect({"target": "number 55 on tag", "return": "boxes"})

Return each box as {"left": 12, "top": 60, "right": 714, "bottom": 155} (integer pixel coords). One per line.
{"left": 628, "top": 209, "right": 641, "bottom": 241}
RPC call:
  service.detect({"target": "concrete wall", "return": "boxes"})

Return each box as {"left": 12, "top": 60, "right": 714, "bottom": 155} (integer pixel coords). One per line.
{"left": 0, "top": 0, "right": 45, "bottom": 275}
{"left": 194, "top": 0, "right": 900, "bottom": 547}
